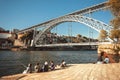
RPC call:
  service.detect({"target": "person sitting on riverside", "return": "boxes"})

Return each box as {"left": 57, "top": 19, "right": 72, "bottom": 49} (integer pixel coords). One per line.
{"left": 60, "top": 60, "right": 66, "bottom": 68}
{"left": 23, "top": 63, "right": 32, "bottom": 74}
{"left": 43, "top": 61, "right": 49, "bottom": 72}
{"left": 34, "top": 63, "right": 40, "bottom": 73}
{"left": 96, "top": 52, "right": 104, "bottom": 64}
{"left": 96, "top": 58, "right": 103, "bottom": 64}
{"left": 103, "top": 56, "right": 109, "bottom": 64}
{"left": 49, "top": 61, "right": 55, "bottom": 70}
{"left": 99, "top": 52, "right": 104, "bottom": 61}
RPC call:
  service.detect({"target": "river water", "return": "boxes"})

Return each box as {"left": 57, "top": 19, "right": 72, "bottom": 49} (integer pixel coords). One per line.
{"left": 0, "top": 50, "right": 98, "bottom": 76}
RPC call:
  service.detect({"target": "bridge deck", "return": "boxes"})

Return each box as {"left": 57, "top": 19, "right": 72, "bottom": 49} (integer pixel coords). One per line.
{"left": 35, "top": 42, "right": 98, "bottom": 47}
{"left": 1, "top": 63, "right": 120, "bottom": 80}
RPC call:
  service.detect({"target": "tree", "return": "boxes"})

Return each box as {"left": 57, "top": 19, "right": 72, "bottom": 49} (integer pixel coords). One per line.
{"left": 107, "top": 0, "right": 120, "bottom": 43}
{"left": 76, "top": 34, "right": 82, "bottom": 43}
{"left": 107, "top": 0, "right": 120, "bottom": 16}
{"left": 110, "top": 17, "right": 120, "bottom": 29}
{"left": 107, "top": 0, "right": 120, "bottom": 62}
{"left": 109, "top": 29, "right": 120, "bottom": 42}
{"left": 99, "top": 29, "right": 108, "bottom": 41}
{"left": 76, "top": 34, "right": 82, "bottom": 38}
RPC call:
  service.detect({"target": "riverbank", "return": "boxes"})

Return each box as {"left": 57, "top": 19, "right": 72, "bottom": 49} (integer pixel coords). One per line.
{"left": 1, "top": 63, "right": 120, "bottom": 80}
{"left": 9, "top": 45, "right": 97, "bottom": 51}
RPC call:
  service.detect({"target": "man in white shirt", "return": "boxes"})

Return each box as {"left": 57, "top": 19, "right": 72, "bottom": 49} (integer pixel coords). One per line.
{"left": 104, "top": 56, "right": 109, "bottom": 64}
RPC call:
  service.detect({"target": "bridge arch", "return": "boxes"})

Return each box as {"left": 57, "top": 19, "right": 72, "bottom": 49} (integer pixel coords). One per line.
{"left": 34, "top": 15, "right": 112, "bottom": 45}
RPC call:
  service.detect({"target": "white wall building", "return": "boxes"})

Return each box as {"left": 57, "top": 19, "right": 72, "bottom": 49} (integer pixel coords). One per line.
{"left": 0, "top": 33, "right": 12, "bottom": 39}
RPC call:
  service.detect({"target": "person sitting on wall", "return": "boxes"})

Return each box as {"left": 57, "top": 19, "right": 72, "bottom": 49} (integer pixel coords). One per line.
{"left": 60, "top": 60, "right": 66, "bottom": 68}
{"left": 43, "top": 61, "right": 49, "bottom": 72}
{"left": 96, "top": 52, "right": 104, "bottom": 64}
{"left": 103, "top": 56, "right": 109, "bottom": 64}
{"left": 96, "top": 59, "right": 103, "bottom": 64}
{"left": 23, "top": 63, "right": 32, "bottom": 74}
{"left": 49, "top": 61, "right": 55, "bottom": 70}
{"left": 99, "top": 52, "right": 104, "bottom": 61}
{"left": 34, "top": 63, "right": 40, "bottom": 73}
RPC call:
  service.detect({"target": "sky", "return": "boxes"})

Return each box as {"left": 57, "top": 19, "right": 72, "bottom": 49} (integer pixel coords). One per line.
{"left": 0, "top": 0, "right": 113, "bottom": 39}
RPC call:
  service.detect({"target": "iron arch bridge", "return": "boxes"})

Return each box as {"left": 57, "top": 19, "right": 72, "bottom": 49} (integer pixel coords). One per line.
{"left": 17, "top": 1, "right": 112, "bottom": 47}
{"left": 34, "top": 15, "right": 112, "bottom": 46}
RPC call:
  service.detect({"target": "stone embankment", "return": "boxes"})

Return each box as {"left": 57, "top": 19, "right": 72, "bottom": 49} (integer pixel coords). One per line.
{"left": 98, "top": 43, "right": 120, "bottom": 62}
{"left": 98, "top": 43, "right": 120, "bottom": 54}
{"left": 1, "top": 63, "right": 120, "bottom": 80}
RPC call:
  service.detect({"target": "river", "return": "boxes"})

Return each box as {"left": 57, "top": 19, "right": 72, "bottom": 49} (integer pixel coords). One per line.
{"left": 0, "top": 50, "right": 98, "bottom": 76}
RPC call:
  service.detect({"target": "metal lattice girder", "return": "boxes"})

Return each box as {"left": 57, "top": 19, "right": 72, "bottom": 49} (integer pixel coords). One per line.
{"left": 34, "top": 15, "right": 112, "bottom": 45}
{"left": 16, "top": 1, "right": 112, "bottom": 46}
{"left": 17, "top": 1, "right": 108, "bottom": 34}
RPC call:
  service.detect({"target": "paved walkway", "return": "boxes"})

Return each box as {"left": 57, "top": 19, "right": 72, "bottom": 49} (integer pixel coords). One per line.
{"left": 1, "top": 63, "right": 120, "bottom": 80}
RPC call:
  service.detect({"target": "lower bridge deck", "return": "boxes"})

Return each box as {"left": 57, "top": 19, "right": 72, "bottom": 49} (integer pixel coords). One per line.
{"left": 28, "top": 45, "right": 97, "bottom": 51}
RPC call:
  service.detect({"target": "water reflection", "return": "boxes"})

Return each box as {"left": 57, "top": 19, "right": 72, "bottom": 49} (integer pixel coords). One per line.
{"left": 0, "top": 51, "right": 97, "bottom": 76}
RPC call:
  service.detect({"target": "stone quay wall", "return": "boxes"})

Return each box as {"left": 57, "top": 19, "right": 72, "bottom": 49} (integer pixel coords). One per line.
{"left": 98, "top": 43, "right": 120, "bottom": 62}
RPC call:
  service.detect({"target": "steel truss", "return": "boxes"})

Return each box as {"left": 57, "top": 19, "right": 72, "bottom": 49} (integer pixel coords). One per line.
{"left": 34, "top": 15, "right": 112, "bottom": 45}
{"left": 17, "top": 1, "right": 112, "bottom": 46}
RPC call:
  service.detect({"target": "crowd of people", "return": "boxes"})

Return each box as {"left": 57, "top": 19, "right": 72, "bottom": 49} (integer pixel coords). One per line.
{"left": 23, "top": 60, "right": 66, "bottom": 74}
{"left": 22, "top": 52, "right": 112, "bottom": 74}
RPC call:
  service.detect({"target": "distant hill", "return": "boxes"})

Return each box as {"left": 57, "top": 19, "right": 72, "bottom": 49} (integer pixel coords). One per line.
{"left": 0, "top": 27, "right": 5, "bottom": 31}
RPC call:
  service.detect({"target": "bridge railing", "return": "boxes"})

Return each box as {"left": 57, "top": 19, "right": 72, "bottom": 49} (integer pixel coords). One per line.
{"left": 35, "top": 42, "right": 99, "bottom": 47}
